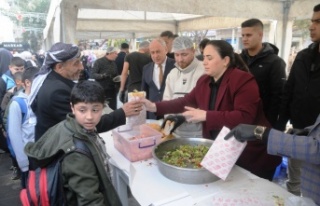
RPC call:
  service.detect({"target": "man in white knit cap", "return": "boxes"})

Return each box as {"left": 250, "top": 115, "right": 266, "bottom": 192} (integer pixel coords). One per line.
{"left": 162, "top": 36, "right": 205, "bottom": 138}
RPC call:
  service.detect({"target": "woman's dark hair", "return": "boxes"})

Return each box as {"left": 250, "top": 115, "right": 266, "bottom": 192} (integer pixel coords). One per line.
{"left": 205, "top": 40, "right": 249, "bottom": 72}
{"left": 314, "top": 4, "right": 320, "bottom": 12}
{"left": 70, "top": 80, "right": 105, "bottom": 105}
{"left": 199, "top": 38, "right": 210, "bottom": 51}
{"left": 234, "top": 53, "right": 250, "bottom": 72}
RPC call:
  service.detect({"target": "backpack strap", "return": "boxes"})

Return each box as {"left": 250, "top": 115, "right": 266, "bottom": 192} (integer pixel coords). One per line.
{"left": 62, "top": 122, "right": 93, "bottom": 160}
{"left": 12, "top": 97, "right": 28, "bottom": 124}
{"left": 1, "top": 74, "right": 14, "bottom": 90}
{"left": 72, "top": 138, "right": 93, "bottom": 160}
{"left": 1, "top": 74, "right": 9, "bottom": 86}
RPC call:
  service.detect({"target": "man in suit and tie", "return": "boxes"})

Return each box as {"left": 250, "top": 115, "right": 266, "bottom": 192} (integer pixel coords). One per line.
{"left": 141, "top": 38, "right": 175, "bottom": 119}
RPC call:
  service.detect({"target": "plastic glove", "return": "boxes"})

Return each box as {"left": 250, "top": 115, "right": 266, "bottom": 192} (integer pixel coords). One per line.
{"left": 161, "top": 115, "right": 186, "bottom": 134}
{"left": 119, "top": 91, "right": 126, "bottom": 103}
{"left": 224, "top": 124, "right": 258, "bottom": 142}
{"left": 286, "top": 128, "right": 309, "bottom": 136}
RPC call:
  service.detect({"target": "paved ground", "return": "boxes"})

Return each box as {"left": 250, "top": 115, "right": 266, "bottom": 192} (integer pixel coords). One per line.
{"left": 0, "top": 151, "right": 287, "bottom": 206}
{"left": 0, "top": 153, "right": 21, "bottom": 206}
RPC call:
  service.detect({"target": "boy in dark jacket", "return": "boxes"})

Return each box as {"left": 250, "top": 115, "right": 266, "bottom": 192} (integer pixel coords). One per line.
{"left": 25, "top": 80, "right": 122, "bottom": 205}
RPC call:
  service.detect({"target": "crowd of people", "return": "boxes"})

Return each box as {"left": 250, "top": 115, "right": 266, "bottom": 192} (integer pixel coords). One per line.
{"left": 0, "top": 3, "right": 319, "bottom": 205}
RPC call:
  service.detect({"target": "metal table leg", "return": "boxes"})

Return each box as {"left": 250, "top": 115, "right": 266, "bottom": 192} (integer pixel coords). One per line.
{"left": 110, "top": 164, "right": 129, "bottom": 206}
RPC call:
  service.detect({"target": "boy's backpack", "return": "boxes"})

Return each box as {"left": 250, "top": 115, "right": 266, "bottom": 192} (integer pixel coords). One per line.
{"left": 1, "top": 87, "right": 22, "bottom": 130}
{"left": 20, "top": 138, "right": 92, "bottom": 206}
{"left": 1, "top": 73, "right": 14, "bottom": 91}
{"left": 1, "top": 90, "right": 14, "bottom": 112}
{"left": 5, "top": 96, "right": 28, "bottom": 158}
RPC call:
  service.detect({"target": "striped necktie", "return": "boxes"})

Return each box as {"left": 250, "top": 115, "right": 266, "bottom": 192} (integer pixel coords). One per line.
{"left": 158, "top": 64, "right": 163, "bottom": 86}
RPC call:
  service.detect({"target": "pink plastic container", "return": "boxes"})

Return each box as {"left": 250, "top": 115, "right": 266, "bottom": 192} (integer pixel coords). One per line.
{"left": 112, "top": 124, "right": 163, "bottom": 162}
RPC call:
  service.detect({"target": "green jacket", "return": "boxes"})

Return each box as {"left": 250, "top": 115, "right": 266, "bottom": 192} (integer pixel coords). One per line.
{"left": 25, "top": 114, "right": 122, "bottom": 206}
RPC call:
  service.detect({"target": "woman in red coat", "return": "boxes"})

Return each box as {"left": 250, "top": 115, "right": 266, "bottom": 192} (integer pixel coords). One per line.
{"left": 143, "top": 40, "right": 281, "bottom": 181}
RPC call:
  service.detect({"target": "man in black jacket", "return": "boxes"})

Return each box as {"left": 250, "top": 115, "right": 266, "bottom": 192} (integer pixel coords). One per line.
{"left": 91, "top": 47, "right": 119, "bottom": 110}
{"left": 31, "top": 43, "right": 142, "bottom": 141}
{"left": 240, "top": 18, "right": 286, "bottom": 128}
{"left": 276, "top": 4, "right": 320, "bottom": 196}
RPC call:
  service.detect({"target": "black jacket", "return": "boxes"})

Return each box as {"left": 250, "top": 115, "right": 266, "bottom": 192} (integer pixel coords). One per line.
{"left": 277, "top": 43, "right": 320, "bottom": 130}
{"left": 91, "top": 57, "right": 118, "bottom": 90}
{"left": 241, "top": 43, "right": 286, "bottom": 127}
{"left": 32, "top": 71, "right": 126, "bottom": 140}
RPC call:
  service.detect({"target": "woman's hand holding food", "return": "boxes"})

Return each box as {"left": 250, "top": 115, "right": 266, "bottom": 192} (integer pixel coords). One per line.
{"left": 182, "top": 106, "right": 206, "bottom": 123}
{"left": 141, "top": 99, "right": 157, "bottom": 112}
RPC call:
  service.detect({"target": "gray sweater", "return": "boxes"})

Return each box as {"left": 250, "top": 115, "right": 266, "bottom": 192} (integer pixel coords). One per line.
{"left": 163, "top": 58, "right": 205, "bottom": 138}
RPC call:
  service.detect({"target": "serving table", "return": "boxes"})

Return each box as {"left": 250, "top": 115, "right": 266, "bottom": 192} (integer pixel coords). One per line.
{"left": 101, "top": 131, "right": 293, "bottom": 206}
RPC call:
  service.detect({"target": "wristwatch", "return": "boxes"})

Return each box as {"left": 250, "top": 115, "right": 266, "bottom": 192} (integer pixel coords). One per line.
{"left": 254, "top": 126, "right": 266, "bottom": 140}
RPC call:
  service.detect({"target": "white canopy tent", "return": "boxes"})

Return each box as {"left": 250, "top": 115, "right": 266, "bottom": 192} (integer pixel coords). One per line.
{"left": 43, "top": 0, "right": 319, "bottom": 62}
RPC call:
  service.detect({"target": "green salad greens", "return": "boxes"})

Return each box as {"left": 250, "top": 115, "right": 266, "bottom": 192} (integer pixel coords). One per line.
{"left": 161, "top": 145, "right": 209, "bottom": 168}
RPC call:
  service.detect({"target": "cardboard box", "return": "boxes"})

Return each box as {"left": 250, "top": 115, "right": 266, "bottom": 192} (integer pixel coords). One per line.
{"left": 112, "top": 124, "right": 162, "bottom": 162}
